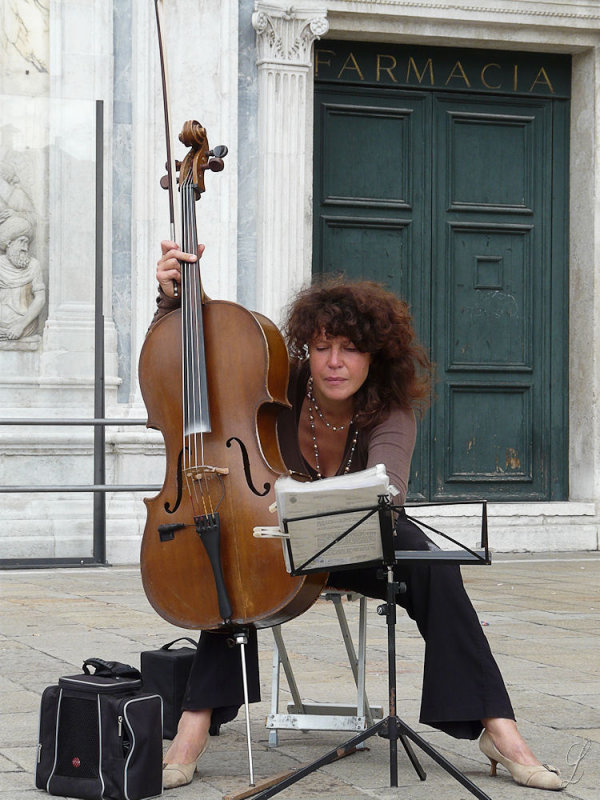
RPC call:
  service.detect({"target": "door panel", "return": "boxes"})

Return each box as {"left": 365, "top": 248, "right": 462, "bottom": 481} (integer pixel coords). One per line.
{"left": 447, "top": 223, "right": 533, "bottom": 369}
{"left": 320, "top": 104, "right": 414, "bottom": 206}
{"left": 319, "top": 217, "right": 412, "bottom": 287}
{"left": 448, "top": 114, "right": 536, "bottom": 211}
{"left": 448, "top": 386, "right": 532, "bottom": 481}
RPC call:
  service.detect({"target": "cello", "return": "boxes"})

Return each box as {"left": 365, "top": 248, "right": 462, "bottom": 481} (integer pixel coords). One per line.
{"left": 138, "top": 37, "right": 325, "bottom": 631}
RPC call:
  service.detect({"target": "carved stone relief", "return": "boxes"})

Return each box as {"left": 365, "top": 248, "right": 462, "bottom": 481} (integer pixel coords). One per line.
{"left": 0, "top": 161, "right": 45, "bottom": 349}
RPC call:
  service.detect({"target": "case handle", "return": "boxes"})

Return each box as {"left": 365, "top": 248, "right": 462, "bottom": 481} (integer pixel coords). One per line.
{"left": 82, "top": 657, "right": 141, "bottom": 679}
{"left": 160, "top": 637, "right": 198, "bottom": 651}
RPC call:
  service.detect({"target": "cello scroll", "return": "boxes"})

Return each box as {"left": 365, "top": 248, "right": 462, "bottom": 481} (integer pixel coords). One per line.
{"left": 159, "top": 121, "right": 228, "bottom": 199}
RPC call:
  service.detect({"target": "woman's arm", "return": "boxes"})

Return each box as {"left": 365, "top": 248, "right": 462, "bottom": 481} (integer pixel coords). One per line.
{"left": 148, "top": 240, "right": 203, "bottom": 328}
{"left": 365, "top": 407, "right": 417, "bottom": 504}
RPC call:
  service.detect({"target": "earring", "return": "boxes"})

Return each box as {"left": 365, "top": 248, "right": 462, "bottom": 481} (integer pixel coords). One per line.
{"left": 302, "top": 343, "right": 310, "bottom": 360}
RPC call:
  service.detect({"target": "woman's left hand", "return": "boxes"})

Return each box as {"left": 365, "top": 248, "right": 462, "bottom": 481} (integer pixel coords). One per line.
{"left": 157, "top": 240, "right": 205, "bottom": 297}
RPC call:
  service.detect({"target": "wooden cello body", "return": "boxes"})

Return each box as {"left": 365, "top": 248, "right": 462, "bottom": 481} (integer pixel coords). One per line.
{"left": 138, "top": 121, "right": 325, "bottom": 631}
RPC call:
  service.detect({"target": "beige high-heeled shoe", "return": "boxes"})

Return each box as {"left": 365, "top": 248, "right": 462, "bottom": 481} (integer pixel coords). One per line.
{"left": 162, "top": 737, "right": 210, "bottom": 790}
{"left": 479, "top": 730, "right": 566, "bottom": 790}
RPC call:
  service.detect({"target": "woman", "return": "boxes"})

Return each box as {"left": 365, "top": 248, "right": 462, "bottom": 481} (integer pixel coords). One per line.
{"left": 151, "top": 241, "right": 565, "bottom": 792}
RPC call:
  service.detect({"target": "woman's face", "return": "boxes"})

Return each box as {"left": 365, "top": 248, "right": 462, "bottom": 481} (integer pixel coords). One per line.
{"left": 308, "top": 333, "right": 371, "bottom": 406}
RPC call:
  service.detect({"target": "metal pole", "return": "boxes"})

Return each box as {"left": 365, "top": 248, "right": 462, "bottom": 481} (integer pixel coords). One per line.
{"left": 235, "top": 631, "right": 256, "bottom": 788}
{"left": 386, "top": 565, "right": 398, "bottom": 786}
{"left": 93, "top": 99, "right": 106, "bottom": 564}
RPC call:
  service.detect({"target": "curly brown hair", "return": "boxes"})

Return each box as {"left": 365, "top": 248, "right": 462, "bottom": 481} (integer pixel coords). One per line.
{"left": 283, "top": 278, "right": 433, "bottom": 428}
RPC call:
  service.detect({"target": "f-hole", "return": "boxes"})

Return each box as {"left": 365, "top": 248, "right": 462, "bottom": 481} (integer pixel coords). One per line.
{"left": 164, "top": 448, "right": 184, "bottom": 513}
{"left": 226, "top": 436, "right": 270, "bottom": 496}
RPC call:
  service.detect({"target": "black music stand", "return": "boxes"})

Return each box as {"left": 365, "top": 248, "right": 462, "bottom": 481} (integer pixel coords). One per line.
{"left": 245, "top": 497, "right": 492, "bottom": 800}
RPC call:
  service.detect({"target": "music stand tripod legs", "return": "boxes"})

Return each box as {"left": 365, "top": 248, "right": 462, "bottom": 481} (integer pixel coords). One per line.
{"left": 247, "top": 505, "right": 492, "bottom": 800}
{"left": 374, "top": 562, "right": 492, "bottom": 799}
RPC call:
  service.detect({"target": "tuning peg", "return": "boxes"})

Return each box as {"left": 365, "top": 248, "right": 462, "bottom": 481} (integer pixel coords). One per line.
{"left": 163, "top": 159, "right": 182, "bottom": 171}
{"left": 206, "top": 158, "right": 225, "bottom": 173}
{"left": 159, "top": 172, "right": 182, "bottom": 189}
{"left": 210, "top": 145, "right": 228, "bottom": 158}
{"left": 160, "top": 159, "right": 183, "bottom": 189}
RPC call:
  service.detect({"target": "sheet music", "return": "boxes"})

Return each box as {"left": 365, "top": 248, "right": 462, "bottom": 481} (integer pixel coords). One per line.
{"left": 275, "top": 465, "right": 391, "bottom": 572}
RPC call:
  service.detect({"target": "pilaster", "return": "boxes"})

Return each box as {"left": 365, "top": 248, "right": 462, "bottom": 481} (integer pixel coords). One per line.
{"left": 252, "top": 3, "right": 328, "bottom": 323}
{"left": 33, "top": 1, "right": 118, "bottom": 405}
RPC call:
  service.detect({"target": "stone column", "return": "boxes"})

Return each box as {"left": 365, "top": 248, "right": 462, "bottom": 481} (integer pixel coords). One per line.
{"left": 41, "top": 0, "right": 117, "bottom": 399}
{"left": 252, "top": 2, "right": 328, "bottom": 323}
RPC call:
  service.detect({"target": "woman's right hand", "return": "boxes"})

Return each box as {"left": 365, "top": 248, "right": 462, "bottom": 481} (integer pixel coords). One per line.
{"left": 157, "top": 240, "right": 205, "bottom": 298}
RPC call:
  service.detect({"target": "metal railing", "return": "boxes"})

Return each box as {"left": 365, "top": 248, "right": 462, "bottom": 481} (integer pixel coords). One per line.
{"left": 0, "top": 418, "right": 160, "bottom": 568}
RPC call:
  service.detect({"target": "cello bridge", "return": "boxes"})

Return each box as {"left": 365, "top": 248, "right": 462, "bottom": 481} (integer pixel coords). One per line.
{"left": 186, "top": 465, "right": 230, "bottom": 481}
{"left": 184, "top": 465, "right": 228, "bottom": 514}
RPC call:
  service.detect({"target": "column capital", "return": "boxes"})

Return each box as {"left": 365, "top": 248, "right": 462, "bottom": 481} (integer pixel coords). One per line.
{"left": 252, "top": 3, "right": 329, "bottom": 67}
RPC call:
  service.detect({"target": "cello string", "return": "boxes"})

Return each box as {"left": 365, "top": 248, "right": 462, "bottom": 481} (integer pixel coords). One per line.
{"left": 181, "top": 173, "right": 207, "bottom": 510}
{"left": 202, "top": 472, "right": 214, "bottom": 515}
{"left": 181, "top": 212, "right": 188, "bottom": 481}
{"left": 179, "top": 152, "right": 215, "bottom": 516}
{"left": 190, "top": 187, "right": 213, "bottom": 515}
{"left": 185, "top": 177, "right": 202, "bottom": 477}
{"left": 183, "top": 180, "right": 196, "bottom": 490}
{"left": 181, "top": 177, "right": 194, "bottom": 491}
{"left": 189, "top": 178, "right": 208, "bottom": 475}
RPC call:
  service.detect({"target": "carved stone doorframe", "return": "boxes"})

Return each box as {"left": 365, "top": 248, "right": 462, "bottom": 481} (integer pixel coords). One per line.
{"left": 252, "top": 3, "right": 328, "bottom": 324}
{"left": 249, "top": 0, "right": 600, "bottom": 537}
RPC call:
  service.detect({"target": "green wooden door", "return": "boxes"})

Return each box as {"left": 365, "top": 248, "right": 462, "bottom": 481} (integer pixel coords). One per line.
{"left": 313, "top": 43, "right": 570, "bottom": 501}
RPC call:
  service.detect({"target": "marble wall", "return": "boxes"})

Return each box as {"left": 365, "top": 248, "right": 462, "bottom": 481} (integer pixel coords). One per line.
{"left": 1, "top": 0, "right": 599, "bottom": 565}
{"left": 0, "top": 0, "right": 117, "bottom": 560}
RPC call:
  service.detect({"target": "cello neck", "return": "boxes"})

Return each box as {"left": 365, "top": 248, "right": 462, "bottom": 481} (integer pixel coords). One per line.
{"left": 180, "top": 175, "right": 211, "bottom": 436}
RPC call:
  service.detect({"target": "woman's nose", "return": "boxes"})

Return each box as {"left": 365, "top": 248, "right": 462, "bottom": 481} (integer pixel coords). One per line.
{"left": 327, "top": 346, "right": 342, "bottom": 366}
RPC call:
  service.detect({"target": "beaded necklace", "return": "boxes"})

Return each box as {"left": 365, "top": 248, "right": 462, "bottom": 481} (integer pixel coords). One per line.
{"left": 306, "top": 376, "right": 354, "bottom": 431}
{"left": 306, "top": 377, "right": 358, "bottom": 479}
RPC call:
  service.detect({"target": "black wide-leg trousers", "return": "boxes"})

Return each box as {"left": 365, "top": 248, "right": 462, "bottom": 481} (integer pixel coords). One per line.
{"left": 182, "top": 512, "right": 514, "bottom": 740}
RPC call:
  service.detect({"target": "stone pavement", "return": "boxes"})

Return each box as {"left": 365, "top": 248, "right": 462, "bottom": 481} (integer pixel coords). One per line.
{"left": 1, "top": 553, "right": 598, "bottom": 800}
